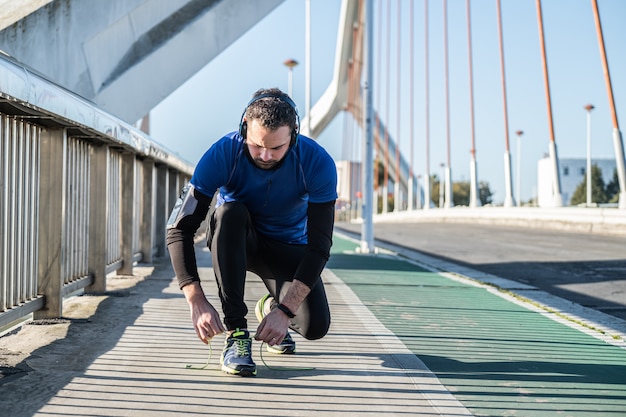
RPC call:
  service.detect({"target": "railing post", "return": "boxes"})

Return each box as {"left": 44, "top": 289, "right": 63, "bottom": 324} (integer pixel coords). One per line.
{"left": 87, "top": 144, "right": 108, "bottom": 293}
{"left": 168, "top": 168, "right": 179, "bottom": 214}
{"left": 154, "top": 164, "right": 168, "bottom": 257}
{"left": 35, "top": 128, "right": 66, "bottom": 319}
{"left": 118, "top": 152, "right": 136, "bottom": 275}
{"left": 139, "top": 158, "right": 155, "bottom": 263}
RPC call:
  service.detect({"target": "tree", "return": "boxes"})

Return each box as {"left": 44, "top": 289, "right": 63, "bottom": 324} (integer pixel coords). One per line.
{"left": 606, "top": 168, "right": 620, "bottom": 204}
{"left": 570, "top": 164, "right": 608, "bottom": 205}
{"left": 452, "top": 181, "right": 470, "bottom": 206}
{"left": 375, "top": 159, "right": 385, "bottom": 188}
{"left": 428, "top": 175, "right": 492, "bottom": 207}
{"left": 478, "top": 181, "right": 493, "bottom": 206}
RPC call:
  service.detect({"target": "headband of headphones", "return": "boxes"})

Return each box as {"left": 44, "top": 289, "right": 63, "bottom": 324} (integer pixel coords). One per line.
{"left": 238, "top": 92, "right": 300, "bottom": 146}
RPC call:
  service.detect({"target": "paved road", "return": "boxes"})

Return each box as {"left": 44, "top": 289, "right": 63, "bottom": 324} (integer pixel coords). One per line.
{"left": 335, "top": 221, "right": 626, "bottom": 321}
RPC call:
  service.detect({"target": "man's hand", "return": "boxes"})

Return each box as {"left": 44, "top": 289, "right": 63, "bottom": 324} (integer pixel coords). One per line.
{"left": 183, "top": 282, "right": 225, "bottom": 343}
{"left": 255, "top": 308, "right": 292, "bottom": 346}
{"left": 255, "top": 279, "right": 310, "bottom": 345}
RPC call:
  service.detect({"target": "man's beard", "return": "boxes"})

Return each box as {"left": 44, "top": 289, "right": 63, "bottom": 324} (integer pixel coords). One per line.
{"left": 253, "top": 158, "right": 279, "bottom": 170}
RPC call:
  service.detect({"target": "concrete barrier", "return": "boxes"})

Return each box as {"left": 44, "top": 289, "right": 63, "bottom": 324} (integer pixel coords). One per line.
{"left": 371, "top": 206, "right": 626, "bottom": 236}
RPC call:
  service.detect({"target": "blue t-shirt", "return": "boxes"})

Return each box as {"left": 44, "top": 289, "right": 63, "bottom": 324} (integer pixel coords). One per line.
{"left": 191, "top": 132, "right": 338, "bottom": 244}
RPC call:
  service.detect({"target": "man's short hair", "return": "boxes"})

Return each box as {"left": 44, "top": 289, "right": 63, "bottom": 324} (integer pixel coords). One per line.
{"left": 245, "top": 88, "right": 298, "bottom": 133}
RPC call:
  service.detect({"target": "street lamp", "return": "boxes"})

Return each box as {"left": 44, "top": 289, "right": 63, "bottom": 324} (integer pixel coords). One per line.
{"left": 584, "top": 104, "right": 595, "bottom": 206}
{"left": 283, "top": 59, "right": 299, "bottom": 97}
{"left": 515, "top": 130, "right": 524, "bottom": 206}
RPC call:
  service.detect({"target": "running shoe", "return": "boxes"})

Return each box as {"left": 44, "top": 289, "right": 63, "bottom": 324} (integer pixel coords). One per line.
{"left": 255, "top": 294, "right": 297, "bottom": 354}
{"left": 220, "top": 329, "right": 256, "bottom": 376}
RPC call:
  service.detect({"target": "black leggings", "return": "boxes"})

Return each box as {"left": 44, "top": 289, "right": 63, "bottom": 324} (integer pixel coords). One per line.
{"left": 207, "top": 201, "right": 331, "bottom": 340}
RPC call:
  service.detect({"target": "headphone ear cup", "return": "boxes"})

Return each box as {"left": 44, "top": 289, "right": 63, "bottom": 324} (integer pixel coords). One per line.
{"left": 240, "top": 121, "right": 247, "bottom": 139}
{"left": 291, "top": 130, "right": 298, "bottom": 147}
{"left": 291, "top": 122, "right": 299, "bottom": 147}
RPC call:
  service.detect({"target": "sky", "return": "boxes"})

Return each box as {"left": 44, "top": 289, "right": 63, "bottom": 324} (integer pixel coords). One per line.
{"left": 149, "top": 0, "right": 626, "bottom": 204}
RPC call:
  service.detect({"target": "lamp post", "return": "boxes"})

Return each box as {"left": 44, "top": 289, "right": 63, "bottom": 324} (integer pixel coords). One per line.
{"left": 283, "top": 59, "right": 299, "bottom": 97}
{"left": 515, "top": 130, "right": 523, "bottom": 206}
{"left": 584, "top": 104, "right": 595, "bottom": 206}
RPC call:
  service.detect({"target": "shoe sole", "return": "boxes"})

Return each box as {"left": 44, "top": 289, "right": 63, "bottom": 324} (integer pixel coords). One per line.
{"left": 221, "top": 364, "right": 257, "bottom": 377}
{"left": 266, "top": 345, "right": 296, "bottom": 355}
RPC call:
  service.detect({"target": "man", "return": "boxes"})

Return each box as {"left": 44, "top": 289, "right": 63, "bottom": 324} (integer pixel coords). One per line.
{"left": 166, "top": 88, "right": 337, "bottom": 377}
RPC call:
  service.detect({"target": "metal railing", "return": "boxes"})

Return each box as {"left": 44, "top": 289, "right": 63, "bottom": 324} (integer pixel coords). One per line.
{"left": 0, "top": 53, "right": 193, "bottom": 328}
{"left": 107, "top": 149, "right": 122, "bottom": 269}
{"left": 64, "top": 137, "right": 90, "bottom": 284}
{"left": 1, "top": 116, "right": 41, "bottom": 319}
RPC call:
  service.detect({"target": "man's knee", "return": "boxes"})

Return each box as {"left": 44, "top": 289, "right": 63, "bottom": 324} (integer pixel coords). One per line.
{"left": 288, "top": 300, "right": 331, "bottom": 341}
{"left": 303, "top": 319, "right": 330, "bottom": 340}
{"left": 213, "top": 202, "right": 252, "bottom": 234}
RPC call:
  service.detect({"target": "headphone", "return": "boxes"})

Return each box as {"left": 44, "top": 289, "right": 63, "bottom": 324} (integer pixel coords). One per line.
{"left": 238, "top": 92, "right": 300, "bottom": 147}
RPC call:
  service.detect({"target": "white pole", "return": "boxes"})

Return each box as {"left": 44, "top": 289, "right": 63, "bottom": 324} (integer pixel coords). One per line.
{"left": 444, "top": 165, "right": 453, "bottom": 208}
{"left": 591, "top": 0, "right": 626, "bottom": 209}
{"left": 585, "top": 104, "right": 594, "bottom": 206}
{"left": 439, "top": 163, "right": 444, "bottom": 208}
{"left": 516, "top": 137, "right": 520, "bottom": 205}
{"left": 548, "top": 140, "right": 564, "bottom": 206}
{"left": 305, "top": 0, "right": 311, "bottom": 136}
{"left": 284, "top": 59, "right": 298, "bottom": 98}
{"left": 408, "top": 175, "right": 414, "bottom": 210}
{"left": 361, "top": 0, "right": 374, "bottom": 253}
{"left": 416, "top": 175, "right": 423, "bottom": 209}
{"left": 612, "top": 128, "right": 626, "bottom": 209}
{"left": 394, "top": 179, "right": 400, "bottom": 212}
{"left": 503, "top": 150, "right": 514, "bottom": 207}
{"left": 469, "top": 156, "right": 480, "bottom": 207}
{"left": 516, "top": 130, "right": 523, "bottom": 206}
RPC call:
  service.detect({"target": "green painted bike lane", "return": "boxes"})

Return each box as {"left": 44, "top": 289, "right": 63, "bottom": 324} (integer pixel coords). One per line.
{"left": 328, "top": 236, "right": 626, "bottom": 417}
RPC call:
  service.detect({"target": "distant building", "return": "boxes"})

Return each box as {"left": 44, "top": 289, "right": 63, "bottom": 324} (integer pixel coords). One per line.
{"left": 537, "top": 157, "right": 616, "bottom": 206}
{"left": 336, "top": 160, "right": 362, "bottom": 202}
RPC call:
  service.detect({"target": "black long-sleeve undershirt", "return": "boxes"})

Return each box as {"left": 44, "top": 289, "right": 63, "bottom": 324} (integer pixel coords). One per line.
{"left": 166, "top": 190, "right": 335, "bottom": 290}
